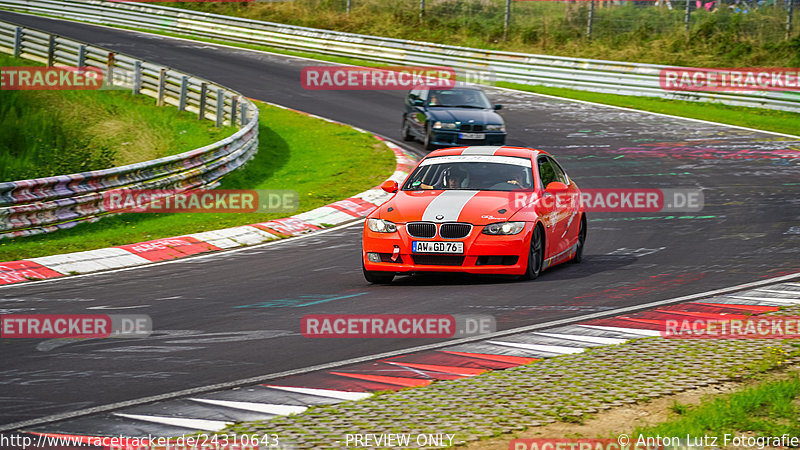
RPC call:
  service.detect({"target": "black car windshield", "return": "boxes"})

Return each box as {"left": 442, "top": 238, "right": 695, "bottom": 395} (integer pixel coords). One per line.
{"left": 403, "top": 156, "right": 533, "bottom": 191}
{"left": 427, "top": 89, "right": 492, "bottom": 109}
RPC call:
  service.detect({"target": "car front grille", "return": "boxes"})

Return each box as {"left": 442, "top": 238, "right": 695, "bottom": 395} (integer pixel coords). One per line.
{"left": 411, "top": 255, "right": 465, "bottom": 266}
{"left": 460, "top": 124, "right": 484, "bottom": 132}
{"left": 439, "top": 223, "right": 472, "bottom": 239}
{"left": 406, "top": 222, "right": 436, "bottom": 238}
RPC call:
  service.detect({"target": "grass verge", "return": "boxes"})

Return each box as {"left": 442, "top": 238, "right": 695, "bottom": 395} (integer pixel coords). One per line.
{"left": 0, "top": 100, "right": 395, "bottom": 261}
{"left": 634, "top": 369, "right": 800, "bottom": 437}
{"left": 0, "top": 53, "right": 237, "bottom": 181}
{"left": 21, "top": 17, "right": 800, "bottom": 138}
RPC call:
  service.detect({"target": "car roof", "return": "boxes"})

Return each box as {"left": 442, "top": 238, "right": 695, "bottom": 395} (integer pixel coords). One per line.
{"left": 423, "top": 146, "right": 547, "bottom": 159}
{"left": 412, "top": 85, "right": 485, "bottom": 92}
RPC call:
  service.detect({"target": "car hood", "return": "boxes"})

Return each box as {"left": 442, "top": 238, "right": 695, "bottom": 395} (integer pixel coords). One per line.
{"left": 427, "top": 108, "right": 503, "bottom": 125}
{"left": 377, "top": 190, "right": 532, "bottom": 225}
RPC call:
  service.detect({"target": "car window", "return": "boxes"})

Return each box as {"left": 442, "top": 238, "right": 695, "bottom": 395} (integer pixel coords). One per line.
{"left": 538, "top": 157, "right": 567, "bottom": 189}
{"left": 550, "top": 157, "right": 569, "bottom": 185}
{"left": 403, "top": 156, "right": 532, "bottom": 191}
{"left": 427, "top": 89, "right": 491, "bottom": 108}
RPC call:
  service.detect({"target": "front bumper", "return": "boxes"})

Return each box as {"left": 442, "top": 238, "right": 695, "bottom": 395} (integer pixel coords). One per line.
{"left": 430, "top": 130, "right": 506, "bottom": 147}
{"left": 362, "top": 222, "right": 532, "bottom": 275}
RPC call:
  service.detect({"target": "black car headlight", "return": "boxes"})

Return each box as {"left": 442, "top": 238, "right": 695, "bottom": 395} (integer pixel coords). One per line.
{"left": 433, "top": 121, "right": 458, "bottom": 130}
{"left": 485, "top": 124, "right": 506, "bottom": 132}
{"left": 482, "top": 221, "right": 525, "bottom": 235}
{"left": 367, "top": 218, "right": 398, "bottom": 233}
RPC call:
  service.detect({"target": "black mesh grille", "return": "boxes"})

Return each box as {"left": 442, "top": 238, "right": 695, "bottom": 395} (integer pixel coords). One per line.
{"left": 440, "top": 223, "right": 472, "bottom": 239}
{"left": 412, "top": 255, "right": 465, "bottom": 266}
{"left": 406, "top": 222, "right": 436, "bottom": 238}
{"left": 459, "top": 124, "right": 484, "bottom": 133}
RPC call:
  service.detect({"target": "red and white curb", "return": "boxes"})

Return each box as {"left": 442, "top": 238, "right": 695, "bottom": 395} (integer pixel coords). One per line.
{"left": 0, "top": 110, "right": 416, "bottom": 286}
{"left": 14, "top": 276, "right": 799, "bottom": 437}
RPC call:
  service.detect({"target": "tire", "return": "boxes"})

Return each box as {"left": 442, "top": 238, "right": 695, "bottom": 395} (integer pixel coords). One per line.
{"left": 571, "top": 216, "right": 587, "bottom": 264}
{"left": 423, "top": 122, "right": 436, "bottom": 150}
{"left": 521, "top": 224, "right": 544, "bottom": 280}
{"left": 401, "top": 116, "right": 414, "bottom": 142}
{"left": 363, "top": 261, "right": 394, "bottom": 284}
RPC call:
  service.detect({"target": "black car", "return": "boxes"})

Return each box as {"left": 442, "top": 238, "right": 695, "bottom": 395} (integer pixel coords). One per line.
{"left": 401, "top": 86, "right": 506, "bottom": 150}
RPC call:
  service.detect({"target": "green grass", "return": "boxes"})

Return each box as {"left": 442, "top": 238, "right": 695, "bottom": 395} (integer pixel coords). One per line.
{"left": 634, "top": 373, "right": 800, "bottom": 437}
{"left": 0, "top": 53, "right": 237, "bottom": 181}
{"left": 0, "top": 101, "right": 395, "bottom": 261}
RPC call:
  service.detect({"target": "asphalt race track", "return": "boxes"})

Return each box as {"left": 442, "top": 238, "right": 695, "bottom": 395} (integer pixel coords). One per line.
{"left": 0, "top": 10, "right": 798, "bottom": 430}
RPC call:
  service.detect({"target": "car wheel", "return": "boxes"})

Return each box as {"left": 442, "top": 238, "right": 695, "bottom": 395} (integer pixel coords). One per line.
{"left": 423, "top": 122, "right": 436, "bottom": 150}
{"left": 571, "top": 216, "right": 587, "bottom": 264}
{"left": 401, "top": 116, "right": 414, "bottom": 142}
{"left": 363, "top": 261, "right": 394, "bottom": 284}
{"left": 521, "top": 224, "right": 544, "bottom": 280}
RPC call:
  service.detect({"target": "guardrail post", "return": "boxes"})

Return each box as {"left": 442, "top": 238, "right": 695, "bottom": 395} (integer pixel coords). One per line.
{"left": 199, "top": 82, "right": 208, "bottom": 120}
{"left": 240, "top": 101, "right": 248, "bottom": 126}
{"left": 587, "top": 0, "right": 595, "bottom": 39}
{"left": 230, "top": 96, "right": 239, "bottom": 127}
{"left": 346, "top": 0, "right": 351, "bottom": 13}
{"left": 685, "top": 0, "right": 691, "bottom": 31}
{"left": 47, "top": 35, "right": 55, "bottom": 66}
{"left": 179, "top": 76, "right": 188, "bottom": 112}
{"left": 419, "top": 0, "right": 424, "bottom": 23}
{"left": 133, "top": 60, "right": 142, "bottom": 95}
{"left": 107, "top": 52, "right": 115, "bottom": 88}
{"left": 788, "top": 0, "right": 795, "bottom": 39}
{"left": 13, "top": 27, "right": 22, "bottom": 58}
{"left": 77, "top": 45, "right": 86, "bottom": 68}
{"left": 503, "top": 0, "right": 511, "bottom": 40}
{"left": 157, "top": 68, "right": 167, "bottom": 106}
{"left": 215, "top": 89, "right": 224, "bottom": 128}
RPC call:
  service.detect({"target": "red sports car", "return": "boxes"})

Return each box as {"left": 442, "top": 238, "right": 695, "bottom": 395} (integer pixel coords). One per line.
{"left": 362, "top": 146, "right": 587, "bottom": 284}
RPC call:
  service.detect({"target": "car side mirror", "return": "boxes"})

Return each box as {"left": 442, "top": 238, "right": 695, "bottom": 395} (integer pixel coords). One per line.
{"left": 494, "top": 104, "right": 503, "bottom": 110}
{"left": 413, "top": 99, "right": 424, "bottom": 106}
{"left": 545, "top": 181, "right": 568, "bottom": 194}
{"left": 381, "top": 180, "right": 399, "bottom": 193}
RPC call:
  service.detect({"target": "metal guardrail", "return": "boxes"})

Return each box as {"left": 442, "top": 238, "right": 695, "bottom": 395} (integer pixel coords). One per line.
{"left": 0, "top": 19, "right": 259, "bottom": 239}
{"left": 1, "top": 0, "right": 799, "bottom": 112}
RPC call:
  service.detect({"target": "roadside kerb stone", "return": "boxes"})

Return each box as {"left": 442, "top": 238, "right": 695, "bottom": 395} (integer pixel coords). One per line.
{"left": 220, "top": 305, "right": 800, "bottom": 448}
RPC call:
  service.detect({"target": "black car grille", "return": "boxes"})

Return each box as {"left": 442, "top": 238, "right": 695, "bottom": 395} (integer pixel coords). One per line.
{"left": 439, "top": 223, "right": 472, "bottom": 239}
{"left": 406, "top": 222, "right": 436, "bottom": 238}
{"left": 459, "top": 124, "right": 484, "bottom": 132}
{"left": 411, "top": 255, "right": 465, "bottom": 266}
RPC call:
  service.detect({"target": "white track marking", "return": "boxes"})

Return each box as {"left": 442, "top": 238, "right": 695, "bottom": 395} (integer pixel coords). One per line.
{"left": 486, "top": 341, "right": 585, "bottom": 354}
{"left": 112, "top": 413, "right": 230, "bottom": 431}
{"left": 190, "top": 398, "right": 307, "bottom": 415}
{"left": 533, "top": 332, "right": 629, "bottom": 345}
{"left": 264, "top": 385, "right": 371, "bottom": 401}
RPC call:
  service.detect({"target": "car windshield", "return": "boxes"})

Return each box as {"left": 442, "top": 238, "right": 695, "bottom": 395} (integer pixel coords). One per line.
{"left": 427, "top": 89, "right": 492, "bottom": 109}
{"left": 403, "top": 156, "right": 533, "bottom": 191}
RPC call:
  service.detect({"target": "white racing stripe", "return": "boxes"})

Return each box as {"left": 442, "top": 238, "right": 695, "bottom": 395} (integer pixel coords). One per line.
{"left": 460, "top": 146, "right": 502, "bottom": 155}
{"left": 421, "top": 190, "right": 480, "bottom": 222}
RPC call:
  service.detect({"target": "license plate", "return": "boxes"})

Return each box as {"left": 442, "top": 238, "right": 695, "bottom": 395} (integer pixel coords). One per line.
{"left": 412, "top": 241, "right": 464, "bottom": 254}
{"left": 459, "top": 132, "right": 485, "bottom": 140}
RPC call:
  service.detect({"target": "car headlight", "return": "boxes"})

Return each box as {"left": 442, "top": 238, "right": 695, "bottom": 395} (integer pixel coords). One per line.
{"left": 432, "top": 121, "right": 457, "bottom": 129}
{"left": 482, "top": 221, "right": 525, "bottom": 235}
{"left": 367, "top": 218, "right": 397, "bottom": 233}
{"left": 485, "top": 124, "right": 505, "bottom": 132}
